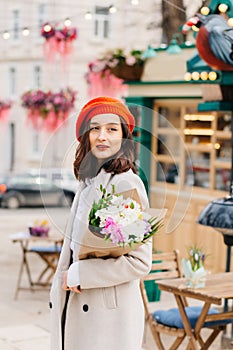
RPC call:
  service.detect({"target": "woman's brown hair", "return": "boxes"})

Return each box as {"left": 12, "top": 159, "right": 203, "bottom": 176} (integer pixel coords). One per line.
{"left": 73, "top": 118, "right": 136, "bottom": 181}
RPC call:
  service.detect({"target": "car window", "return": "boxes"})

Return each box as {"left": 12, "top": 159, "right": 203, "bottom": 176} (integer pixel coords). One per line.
{"left": 52, "top": 173, "right": 62, "bottom": 180}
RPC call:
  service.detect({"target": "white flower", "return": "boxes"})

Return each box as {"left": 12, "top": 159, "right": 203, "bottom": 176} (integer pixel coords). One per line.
{"left": 121, "top": 219, "right": 149, "bottom": 242}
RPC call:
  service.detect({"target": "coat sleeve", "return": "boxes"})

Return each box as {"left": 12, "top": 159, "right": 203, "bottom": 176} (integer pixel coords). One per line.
{"left": 79, "top": 239, "right": 152, "bottom": 289}
{"left": 78, "top": 171, "right": 153, "bottom": 289}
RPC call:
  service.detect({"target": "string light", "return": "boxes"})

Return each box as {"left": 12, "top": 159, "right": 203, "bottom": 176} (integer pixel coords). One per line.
{"left": 64, "top": 18, "right": 72, "bottom": 27}
{"left": 22, "top": 27, "right": 30, "bottom": 36}
{"left": 191, "top": 71, "right": 200, "bottom": 80}
{"left": 200, "top": 71, "right": 208, "bottom": 80}
{"left": 192, "top": 25, "right": 199, "bottom": 32}
{"left": 109, "top": 5, "right": 117, "bottom": 14}
{"left": 84, "top": 11, "right": 92, "bottom": 20}
{"left": 228, "top": 18, "right": 233, "bottom": 27}
{"left": 3, "top": 31, "right": 10, "bottom": 39}
{"left": 208, "top": 71, "right": 217, "bottom": 81}
{"left": 43, "top": 23, "right": 52, "bottom": 33}
{"left": 184, "top": 72, "right": 192, "bottom": 81}
{"left": 200, "top": 6, "right": 210, "bottom": 15}
{"left": 131, "top": 0, "right": 139, "bottom": 5}
{"left": 218, "top": 3, "right": 228, "bottom": 13}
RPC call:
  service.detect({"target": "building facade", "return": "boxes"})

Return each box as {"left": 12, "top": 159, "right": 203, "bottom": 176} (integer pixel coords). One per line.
{"left": 0, "top": 0, "right": 202, "bottom": 174}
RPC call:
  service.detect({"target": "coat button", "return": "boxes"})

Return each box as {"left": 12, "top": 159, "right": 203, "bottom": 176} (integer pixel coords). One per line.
{"left": 49, "top": 302, "right": 52, "bottom": 309}
{"left": 83, "top": 304, "right": 89, "bottom": 312}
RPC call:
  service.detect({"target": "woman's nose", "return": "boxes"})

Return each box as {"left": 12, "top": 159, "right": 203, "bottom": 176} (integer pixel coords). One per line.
{"left": 97, "top": 128, "right": 107, "bottom": 140}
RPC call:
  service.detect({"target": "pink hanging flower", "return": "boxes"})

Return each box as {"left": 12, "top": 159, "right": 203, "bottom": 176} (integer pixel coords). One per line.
{"left": 21, "top": 88, "right": 77, "bottom": 132}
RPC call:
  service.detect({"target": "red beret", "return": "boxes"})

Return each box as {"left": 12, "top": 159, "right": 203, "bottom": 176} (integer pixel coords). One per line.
{"left": 76, "top": 96, "right": 135, "bottom": 141}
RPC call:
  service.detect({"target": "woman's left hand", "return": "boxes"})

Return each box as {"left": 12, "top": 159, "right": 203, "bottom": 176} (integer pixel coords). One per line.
{"left": 62, "top": 271, "right": 81, "bottom": 293}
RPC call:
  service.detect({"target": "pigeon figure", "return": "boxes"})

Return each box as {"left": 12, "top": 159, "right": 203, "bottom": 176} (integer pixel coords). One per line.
{"left": 183, "top": 14, "right": 233, "bottom": 71}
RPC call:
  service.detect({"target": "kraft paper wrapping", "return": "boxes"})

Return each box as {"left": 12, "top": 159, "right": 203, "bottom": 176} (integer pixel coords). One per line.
{"left": 78, "top": 189, "right": 167, "bottom": 260}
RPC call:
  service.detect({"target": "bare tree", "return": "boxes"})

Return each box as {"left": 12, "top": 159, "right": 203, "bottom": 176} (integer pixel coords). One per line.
{"left": 162, "top": 0, "right": 186, "bottom": 44}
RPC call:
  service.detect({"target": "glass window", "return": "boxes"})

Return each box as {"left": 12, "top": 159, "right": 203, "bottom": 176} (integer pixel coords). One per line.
{"left": 215, "top": 169, "right": 231, "bottom": 191}
{"left": 9, "top": 67, "right": 17, "bottom": 96}
{"left": 93, "top": 6, "right": 110, "bottom": 39}
{"left": 157, "top": 134, "right": 180, "bottom": 157}
{"left": 156, "top": 162, "right": 179, "bottom": 184}
{"left": 185, "top": 151, "right": 210, "bottom": 188}
{"left": 158, "top": 107, "right": 181, "bottom": 129}
{"left": 37, "top": 3, "right": 47, "bottom": 33}
{"left": 33, "top": 65, "right": 42, "bottom": 89}
{"left": 12, "top": 9, "right": 20, "bottom": 40}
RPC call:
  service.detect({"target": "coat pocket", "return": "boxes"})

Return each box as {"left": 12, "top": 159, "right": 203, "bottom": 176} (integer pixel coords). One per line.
{"left": 102, "top": 286, "right": 117, "bottom": 309}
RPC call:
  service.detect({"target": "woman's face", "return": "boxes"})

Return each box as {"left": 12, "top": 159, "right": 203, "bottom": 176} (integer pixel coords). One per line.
{"left": 89, "top": 114, "right": 123, "bottom": 162}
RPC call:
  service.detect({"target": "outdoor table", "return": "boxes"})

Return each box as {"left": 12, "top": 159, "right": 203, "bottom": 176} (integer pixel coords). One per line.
{"left": 156, "top": 272, "right": 233, "bottom": 350}
{"left": 10, "top": 231, "right": 63, "bottom": 299}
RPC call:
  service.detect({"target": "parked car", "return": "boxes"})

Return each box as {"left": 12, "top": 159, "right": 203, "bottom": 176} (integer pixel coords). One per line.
{"left": 0, "top": 174, "right": 75, "bottom": 209}
{"left": 25, "top": 168, "right": 78, "bottom": 193}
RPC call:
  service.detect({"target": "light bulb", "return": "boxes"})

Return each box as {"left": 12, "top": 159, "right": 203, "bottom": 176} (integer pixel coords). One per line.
{"left": 109, "top": 5, "right": 117, "bottom": 14}
{"left": 3, "top": 31, "right": 10, "bottom": 39}
{"left": 218, "top": 3, "right": 228, "bottom": 13}
{"left": 131, "top": 0, "right": 139, "bottom": 5}
{"left": 200, "top": 71, "right": 208, "bottom": 80}
{"left": 191, "top": 72, "right": 200, "bottom": 80}
{"left": 85, "top": 11, "right": 92, "bottom": 20}
{"left": 208, "top": 71, "right": 217, "bottom": 81}
{"left": 192, "top": 25, "right": 199, "bottom": 32}
{"left": 227, "top": 18, "right": 233, "bottom": 27}
{"left": 43, "top": 24, "right": 52, "bottom": 32}
{"left": 200, "top": 6, "right": 210, "bottom": 15}
{"left": 22, "top": 27, "right": 30, "bottom": 36}
{"left": 64, "top": 18, "right": 72, "bottom": 27}
{"left": 184, "top": 72, "right": 192, "bottom": 81}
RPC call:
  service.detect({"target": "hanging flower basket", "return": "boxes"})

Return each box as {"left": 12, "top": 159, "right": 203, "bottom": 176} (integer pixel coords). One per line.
{"left": 85, "top": 61, "right": 128, "bottom": 98}
{"left": 86, "top": 48, "right": 146, "bottom": 87}
{"left": 41, "top": 22, "right": 77, "bottom": 62}
{"left": 0, "top": 99, "right": 12, "bottom": 121}
{"left": 110, "top": 62, "right": 144, "bottom": 81}
{"left": 21, "top": 88, "right": 77, "bottom": 132}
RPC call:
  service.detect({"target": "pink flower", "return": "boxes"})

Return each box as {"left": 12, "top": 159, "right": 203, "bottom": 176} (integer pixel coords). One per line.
{"left": 101, "top": 217, "right": 124, "bottom": 244}
{"left": 125, "top": 56, "right": 136, "bottom": 66}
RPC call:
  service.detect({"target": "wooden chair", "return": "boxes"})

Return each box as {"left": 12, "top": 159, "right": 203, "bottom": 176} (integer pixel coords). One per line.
{"left": 140, "top": 250, "right": 227, "bottom": 350}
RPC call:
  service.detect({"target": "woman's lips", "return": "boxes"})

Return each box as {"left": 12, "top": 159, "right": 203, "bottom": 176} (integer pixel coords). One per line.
{"left": 96, "top": 145, "right": 109, "bottom": 150}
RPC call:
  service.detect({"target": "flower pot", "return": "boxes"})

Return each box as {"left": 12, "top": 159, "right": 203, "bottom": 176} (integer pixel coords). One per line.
{"left": 182, "top": 258, "right": 207, "bottom": 289}
{"left": 29, "top": 226, "right": 50, "bottom": 237}
{"left": 110, "top": 62, "right": 144, "bottom": 81}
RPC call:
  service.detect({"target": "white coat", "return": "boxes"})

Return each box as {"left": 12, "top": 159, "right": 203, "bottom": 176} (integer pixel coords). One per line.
{"left": 50, "top": 169, "right": 152, "bottom": 350}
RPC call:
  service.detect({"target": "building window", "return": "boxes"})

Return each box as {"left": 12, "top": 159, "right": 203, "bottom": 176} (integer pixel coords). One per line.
{"left": 33, "top": 65, "right": 42, "bottom": 89}
{"left": 93, "top": 6, "right": 110, "bottom": 39}
{"left": 12, "top": 9, "right": 20, "bottom": 40}
{"left": 9, "top": 67, "right": 17, "bottom": 96}
{"left": 29, "top": 129, "right": 41, "bottom": 160}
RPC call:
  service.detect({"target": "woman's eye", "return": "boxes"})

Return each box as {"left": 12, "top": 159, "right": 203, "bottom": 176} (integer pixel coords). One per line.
{"left": 109, "top": 127, "right": 117, "bottom": 132}
{"left": 90, "top": 126, "right": 99, "bottom": 131}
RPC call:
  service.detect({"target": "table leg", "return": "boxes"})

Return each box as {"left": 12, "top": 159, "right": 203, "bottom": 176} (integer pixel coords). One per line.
{"left": 174, "top": 294, "right": 199, "bottom": 350}
{"left": 14, "top": 242, "right": 34, "bottom": 299}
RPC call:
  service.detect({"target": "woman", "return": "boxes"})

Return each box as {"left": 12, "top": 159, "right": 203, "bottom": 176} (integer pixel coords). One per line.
{"left": 50, "top": 96, "right": 152, "bottom": 350}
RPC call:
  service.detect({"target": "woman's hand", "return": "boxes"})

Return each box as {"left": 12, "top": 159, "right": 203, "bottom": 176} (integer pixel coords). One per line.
{"left": 62, "top": 271, "right": 81, "bottom": 293}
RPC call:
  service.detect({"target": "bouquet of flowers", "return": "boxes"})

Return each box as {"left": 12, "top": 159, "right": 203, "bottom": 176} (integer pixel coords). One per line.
{"left": 182, "top": 245, "right": 208, "bottom": 289}
{"left": 28, "top": 219, "right": 50, "bottom": 237}
{"left": 78, "top": 185, "right": 166, "bottom": 260}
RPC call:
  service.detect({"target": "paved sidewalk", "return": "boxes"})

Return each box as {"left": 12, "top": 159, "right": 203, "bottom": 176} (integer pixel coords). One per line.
{"left": 0, "top": 208, "right": 232, "bottom": 349}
